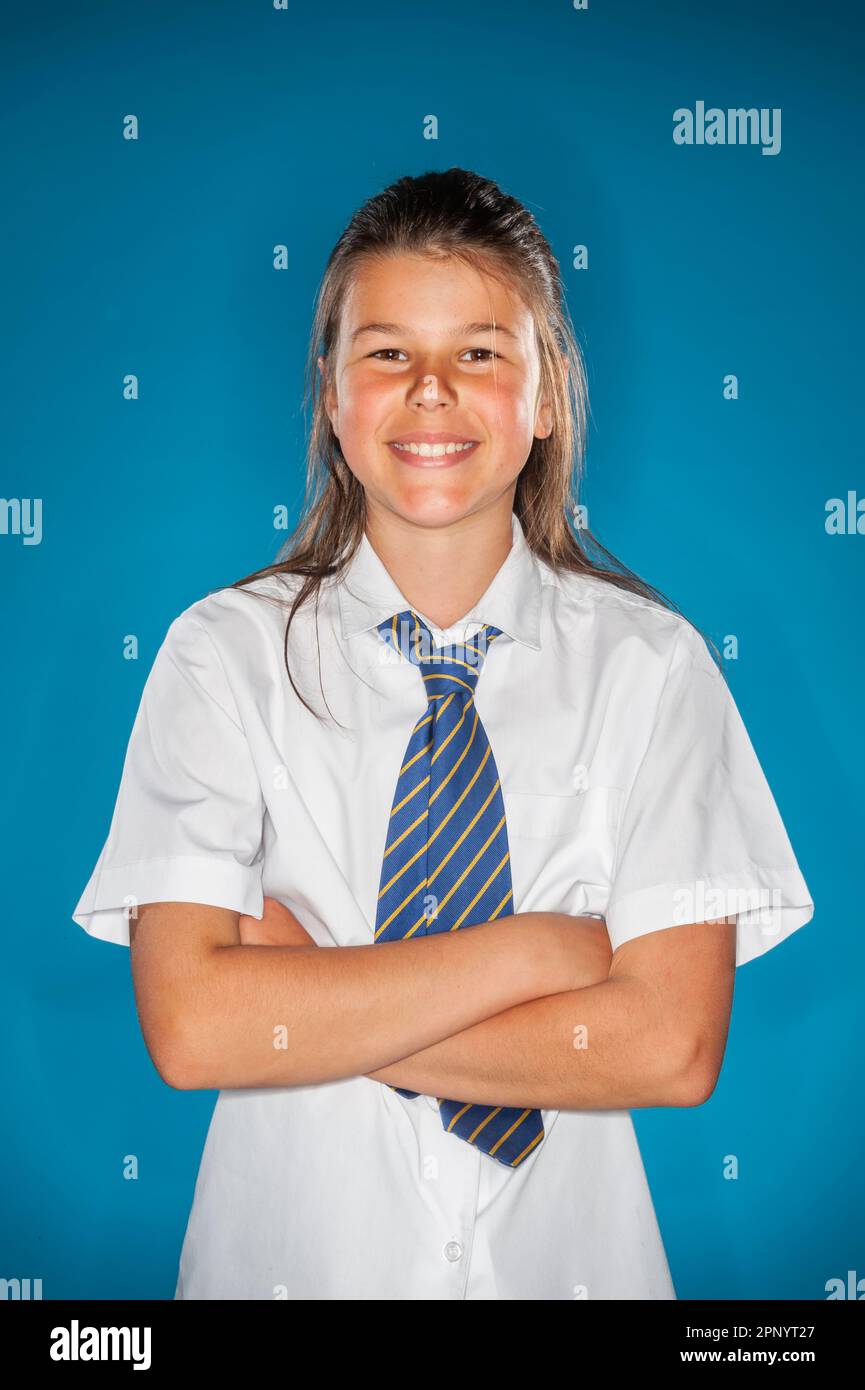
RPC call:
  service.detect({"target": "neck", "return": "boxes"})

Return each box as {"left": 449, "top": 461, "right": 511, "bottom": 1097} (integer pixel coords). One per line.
{"left": 364, "top": 497, "right": 516, "bottom": 630}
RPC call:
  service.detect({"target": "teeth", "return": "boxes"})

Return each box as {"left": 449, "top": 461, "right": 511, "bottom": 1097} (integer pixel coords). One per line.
{"left": 392, "top": 441, "right": 477, "bottom": 457}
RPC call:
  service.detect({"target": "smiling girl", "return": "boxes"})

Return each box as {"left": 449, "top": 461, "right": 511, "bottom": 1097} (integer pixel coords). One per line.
{"left": 73, "top": 167, "right": 813, "bottom": 1300}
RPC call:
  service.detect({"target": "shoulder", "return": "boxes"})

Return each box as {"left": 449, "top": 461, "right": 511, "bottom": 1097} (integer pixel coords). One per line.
{"left": 165, "top": 571, "right": 306, "bottom": 655}
{"left": 538, "top": 561, "right": 716, "bottom": 681}
{"left": 138, "top": 573, "right": 314, "bottom": 713}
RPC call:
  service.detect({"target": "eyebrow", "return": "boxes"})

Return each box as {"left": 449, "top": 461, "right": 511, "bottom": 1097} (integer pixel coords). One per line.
{"left": 350, "top": 320, "right": 520, "bottom": 344}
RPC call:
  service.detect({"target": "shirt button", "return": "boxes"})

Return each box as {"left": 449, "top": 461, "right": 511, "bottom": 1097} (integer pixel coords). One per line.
{"left": 443, "top": 1240, "right": 463, "bottom": 1262}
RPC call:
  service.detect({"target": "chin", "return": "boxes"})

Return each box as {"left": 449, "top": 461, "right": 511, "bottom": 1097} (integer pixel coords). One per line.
{"left": 387, "top": 488, "right": 480, "bottom": 529}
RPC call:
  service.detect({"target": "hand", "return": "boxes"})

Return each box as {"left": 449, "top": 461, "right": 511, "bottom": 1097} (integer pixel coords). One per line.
{"left": 536, "top": 912, "right": 613, "bottom": 991}
{"left": 238, "top": 896, "right": 318, "bottom": 948}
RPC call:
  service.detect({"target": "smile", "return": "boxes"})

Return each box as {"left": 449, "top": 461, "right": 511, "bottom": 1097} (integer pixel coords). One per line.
{"left": 388, "top": 440, "right": 480, "bottom": 464}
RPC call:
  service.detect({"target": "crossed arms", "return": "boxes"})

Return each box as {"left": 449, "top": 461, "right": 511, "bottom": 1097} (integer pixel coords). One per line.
{"left": 366, "top": 915, "right": 736, "bottom": 1110}
{"left": 130, "top": 897, "right": 737, "bottom": 1111}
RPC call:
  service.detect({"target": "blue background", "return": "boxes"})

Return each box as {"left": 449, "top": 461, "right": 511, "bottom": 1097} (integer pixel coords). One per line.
{"left": 1, "top": 0, "right": 861, "bottom": 1300}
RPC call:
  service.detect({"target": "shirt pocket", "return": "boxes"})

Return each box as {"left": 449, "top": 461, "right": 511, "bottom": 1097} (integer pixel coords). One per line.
{"left": 502, "top": 786, "right": 623, "bottom": 916}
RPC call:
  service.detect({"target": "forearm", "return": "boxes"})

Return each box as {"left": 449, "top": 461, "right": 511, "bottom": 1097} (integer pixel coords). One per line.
{"left": 366, "top": 976, "right": 695, "bottom": 1111}
{"left": 176, "top": 912, "right": 578, "bottom": 1091}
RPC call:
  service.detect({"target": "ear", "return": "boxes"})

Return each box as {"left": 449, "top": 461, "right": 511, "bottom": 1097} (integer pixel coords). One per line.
{"left": 534, "top": 353, "right": 568, "bottom": 440}
{"left": 534, "top": 399, "right": 553, "bottom": 440}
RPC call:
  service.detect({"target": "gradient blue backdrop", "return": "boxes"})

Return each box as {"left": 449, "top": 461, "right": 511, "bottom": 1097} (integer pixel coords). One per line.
{"left": 2, "top": 0, "right": 861, "bottom": 1301}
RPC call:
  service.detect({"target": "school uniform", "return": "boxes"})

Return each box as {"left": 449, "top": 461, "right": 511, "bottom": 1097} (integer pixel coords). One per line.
{"left": 72, "top": 511, "right": 814, "bottom": 1300}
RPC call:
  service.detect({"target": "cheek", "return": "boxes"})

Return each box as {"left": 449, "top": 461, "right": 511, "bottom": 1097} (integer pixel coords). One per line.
{"left": 333, "top": 380, "right": 395, "bottom": 484}
{"left": 338, "top": 372, "right": 395, "bottom": 425}
{"left": 347, "top": 403, "right": 405, "bottom": 475}
{"left": 475, "top": 381, "right": 536, "bottom": 443}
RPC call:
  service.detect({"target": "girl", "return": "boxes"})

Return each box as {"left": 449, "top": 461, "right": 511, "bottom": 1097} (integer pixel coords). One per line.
{"left": 73, "top": 167, "right": 814, "bottom": 1300}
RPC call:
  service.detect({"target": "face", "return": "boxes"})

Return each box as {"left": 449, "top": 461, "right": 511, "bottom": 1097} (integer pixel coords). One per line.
{"left": 319, "top": 253, "right": 554, "bottom": 531}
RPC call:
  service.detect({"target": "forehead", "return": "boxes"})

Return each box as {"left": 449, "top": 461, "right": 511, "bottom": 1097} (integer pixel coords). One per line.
{"left": 341, "top": 252, "right": 533, "bottom": 337}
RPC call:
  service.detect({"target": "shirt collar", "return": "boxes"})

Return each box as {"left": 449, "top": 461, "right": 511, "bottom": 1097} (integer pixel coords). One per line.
{"left": 336, "top": 511, "right": 543, "bottom": 651}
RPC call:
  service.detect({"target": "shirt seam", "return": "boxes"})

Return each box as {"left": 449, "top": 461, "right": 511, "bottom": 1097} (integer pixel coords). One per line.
{"left": 541, "top": 565, "right": 690, "bottom": 626}
{"left": 181, "top": 613, "right": 247, "bottom": 734}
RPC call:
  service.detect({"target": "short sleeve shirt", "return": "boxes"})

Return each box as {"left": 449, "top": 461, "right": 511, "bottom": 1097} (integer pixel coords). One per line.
{"left": 72, "top": 512, "right": 814, "bottom": 1299}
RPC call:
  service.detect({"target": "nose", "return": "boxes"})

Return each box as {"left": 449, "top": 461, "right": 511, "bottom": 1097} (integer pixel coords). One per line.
{"left": 407, "top": 362, "right": 458, "bottom": 409}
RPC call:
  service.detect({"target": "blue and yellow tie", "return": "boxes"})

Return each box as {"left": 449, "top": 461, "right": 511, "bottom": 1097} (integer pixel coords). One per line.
{"left": 373, "top": 608, "right": 545, "bottom": 1169}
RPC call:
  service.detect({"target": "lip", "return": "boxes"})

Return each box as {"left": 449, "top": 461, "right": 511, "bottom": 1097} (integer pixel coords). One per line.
{"left": 387, "top": 431, "right": 479, "bottom": 445}
{"left": 387, "top": 440, "right": 480, "bottom": 468}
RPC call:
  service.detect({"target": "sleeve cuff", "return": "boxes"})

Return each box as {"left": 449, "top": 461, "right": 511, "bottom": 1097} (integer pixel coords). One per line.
{"left": 605, "top": 863, "right": 814, "bottom": 967}
{"left": 71, "top": 856, "right": 265, "bottom": 947}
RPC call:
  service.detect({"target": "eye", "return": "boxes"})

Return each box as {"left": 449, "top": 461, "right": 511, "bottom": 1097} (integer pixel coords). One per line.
{"left": 460, "top": 348, "right": 500, "bottom": 363}
{"left": 368, "top": 346, "right": 500, "bottom": 364}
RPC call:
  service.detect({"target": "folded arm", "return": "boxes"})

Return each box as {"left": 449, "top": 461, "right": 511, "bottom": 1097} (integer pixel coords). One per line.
{"left": 129, "top": 901, "right": 602, "bottom": 1091}
{"left": 367, "top": 917, "right": 738, "bottom": 1110}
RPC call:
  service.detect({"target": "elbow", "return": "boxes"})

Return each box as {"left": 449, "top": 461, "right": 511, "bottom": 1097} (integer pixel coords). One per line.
{"left": 663, "top": 1030, "right": 722, "bottom": 1107}
{"left": 158, "top": 1046, "right": 199, "bottom": 1091}
{"left": 677, "top": 1064, "right": 721, "bottom": 1108}
{"left": 158, "top": 1024, "right": 220, "bottom": 1091}
{"left": 141, "top": 1018, "right": 205, "bottom": 1092}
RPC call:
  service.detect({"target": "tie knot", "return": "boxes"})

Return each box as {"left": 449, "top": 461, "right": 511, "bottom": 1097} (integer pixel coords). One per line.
{"left": 377, "top": 609, "right": 503, "bottom": 700}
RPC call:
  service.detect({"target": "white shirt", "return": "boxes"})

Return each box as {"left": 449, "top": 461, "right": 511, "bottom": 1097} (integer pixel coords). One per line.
{"left": 72, "top": 511, "right": 814, "bottom": 1300}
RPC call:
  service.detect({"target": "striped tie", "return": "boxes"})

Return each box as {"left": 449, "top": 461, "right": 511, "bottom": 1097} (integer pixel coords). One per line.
{"left": 373, "top": 608, "right": 545, "bottom": 1169}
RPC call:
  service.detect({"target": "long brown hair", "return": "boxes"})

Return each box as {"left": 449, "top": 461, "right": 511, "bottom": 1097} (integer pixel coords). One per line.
{"left": 223, "top": 167, "right": 723, "bottom": 721}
